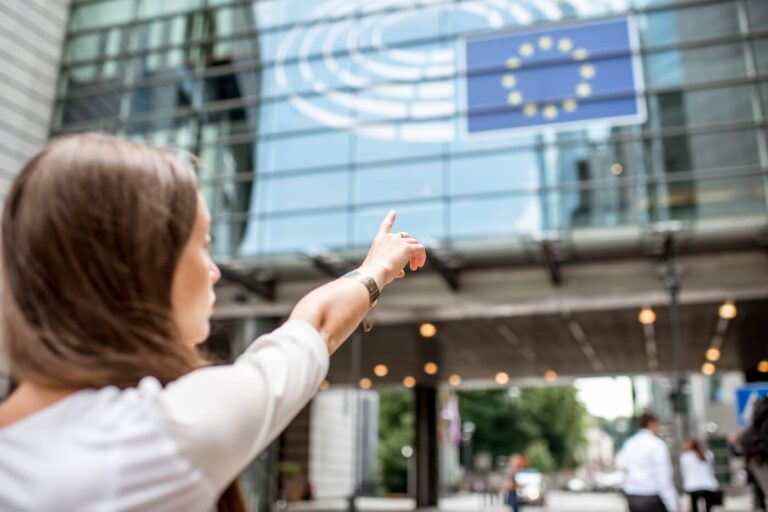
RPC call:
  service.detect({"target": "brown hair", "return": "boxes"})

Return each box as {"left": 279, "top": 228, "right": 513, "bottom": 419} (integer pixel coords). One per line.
{"left": 685, "top": 438, "right": 707, "bottom": 461}
{"left": 638, "top": 411, "right": 658, "bottom": 429}
{"left": 1, "top": 133, "right": 245, "bottom": 511}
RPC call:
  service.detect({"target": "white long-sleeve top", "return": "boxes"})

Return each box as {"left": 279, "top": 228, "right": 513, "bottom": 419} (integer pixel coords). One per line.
{"left": 0, "top": 320, "right": 329, "bottom": 512}
{"left": 618, "top": 429, "right": 679, "bottom": 512}
{"left": 680, "top": 450, "right": 719, "bottom": 492}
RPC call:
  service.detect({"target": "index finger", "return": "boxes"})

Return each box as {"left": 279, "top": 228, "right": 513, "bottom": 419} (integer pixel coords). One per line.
{"left": 377, "top": 210, "right": 396, "bottom": 236}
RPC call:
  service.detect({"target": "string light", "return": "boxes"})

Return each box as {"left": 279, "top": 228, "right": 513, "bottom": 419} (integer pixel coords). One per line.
{"left": 419, "top": 323, "right": 437, "bottom": 338}
{"left": 719, "top": 301, "right": 737, "bottom": 320}
{"left": 638, "top": 307, "right": 656, "bottom": 325}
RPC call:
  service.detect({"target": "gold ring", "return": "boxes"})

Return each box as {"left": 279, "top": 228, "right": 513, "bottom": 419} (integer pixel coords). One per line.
{"left": 398, "top": 232, "right": 408, "bottom": 238}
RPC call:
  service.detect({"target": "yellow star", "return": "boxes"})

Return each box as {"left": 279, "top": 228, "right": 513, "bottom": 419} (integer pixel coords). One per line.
{"left": 576, "top": 83, "right": 592, "bottom": 98}
{"left": 563, "top": 99, "right": 577, "bottom": 112}
{"left": 519, "top": 42, "right": 535, "bottom": 57}
{"left": 507, "top": 91, "right": 523, "bottom": 106}
{"left": 501, "top": 74, "right": 517, "bottom": 89}
{"left": 580, "top": 64, "right": 596, "bottom": 79}
{"left": 558, "top": 38, "right": 573, "bottom": 52}
{"left": 506, "top": 57, "right": 521, "bottom": 69}
{"left": 543, "top": 104, "right": 558, "bottom": 120}
{"left": 538, "top": 36, "right": 553, "bottom": 50}
{"left": 573, "top": 48, "right": 589, "bottom": 61}
{"left": 523, "top": 104, "right": 537, "bottom": 117}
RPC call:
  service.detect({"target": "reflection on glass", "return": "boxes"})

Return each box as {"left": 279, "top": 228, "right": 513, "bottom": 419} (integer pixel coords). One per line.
{"left": 356, "top": 161, "right": 443, "bottom": 204}
{"left": 641, "top": 2, "right": 739, "bottom": 46}
{"left": 450, "top": 195, "right": 541, "bottom": 240}
{"left": 354, "top": 203, "right": 444, "bottom": 247}
{"left": 258, "top": 211, "right": 348, "bottom": 255}
{"left": 645, "top": 44, "right": 747, "bottom": 88}
{"left": 449, "top": 150, "right": 539, "bottom": 196}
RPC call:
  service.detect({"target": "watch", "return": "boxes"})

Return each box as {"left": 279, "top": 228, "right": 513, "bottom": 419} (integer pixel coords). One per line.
{"left": 343, "top": 270, "right": 380, "bottom": 307}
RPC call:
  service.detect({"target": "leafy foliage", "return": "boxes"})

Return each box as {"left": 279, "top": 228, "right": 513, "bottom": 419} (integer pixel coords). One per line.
{"left": 377, "top": 389, "right": 414, "bottom": 494}
{"left": 458, "top": 386, "right": 588, "bottom": 472}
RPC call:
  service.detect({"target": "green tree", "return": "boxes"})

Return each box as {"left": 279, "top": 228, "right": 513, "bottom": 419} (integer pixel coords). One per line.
{"left": 456, "top": 386, "right": 588, "bottom": 472}
{"left": 377, "top": 390, "right": 413, "bottom": 494}
{"left": 518, "top": 386, "right": 588, "bottom": 470}
{"left": 457, "top": 390, "right": 537, "bottom": 467}
{"left": 525, "top": 440, "right": 555, "bottom": 473}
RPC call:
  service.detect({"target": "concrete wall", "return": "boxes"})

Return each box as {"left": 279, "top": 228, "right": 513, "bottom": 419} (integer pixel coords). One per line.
{"left": 0, "top": 0, "right": 69, "bottom": 199}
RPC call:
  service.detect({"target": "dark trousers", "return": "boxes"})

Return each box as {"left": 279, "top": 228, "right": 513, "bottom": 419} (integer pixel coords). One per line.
{"left": 505, "top": 492, "right": 520, "bottom": 512}
{"left": 626, "top": 494, "right": 668, "bottom": 512}
{"left": 756, "top": 482, "right": 767, "bottom": 511}
{"left": 689, "top": 490, "right": 716, "bottom": 512}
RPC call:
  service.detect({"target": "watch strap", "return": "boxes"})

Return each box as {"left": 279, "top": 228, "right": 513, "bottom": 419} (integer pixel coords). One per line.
{"left": 343, "top": 270, "right": 380, "bottom": 306}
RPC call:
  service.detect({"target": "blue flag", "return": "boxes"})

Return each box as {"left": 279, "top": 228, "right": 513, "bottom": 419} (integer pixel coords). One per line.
{"left": 463, "top": 16, "right": 645, "bottom": 135}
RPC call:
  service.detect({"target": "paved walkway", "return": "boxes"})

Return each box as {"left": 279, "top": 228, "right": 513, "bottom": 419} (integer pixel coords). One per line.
{"left": 287, "top": 491, "right": 756, "bottom": 511}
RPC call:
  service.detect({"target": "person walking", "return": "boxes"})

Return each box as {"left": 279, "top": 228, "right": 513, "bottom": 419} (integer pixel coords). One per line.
{"left": 618, "top": 411, "right": 679, "bottom": 512}
{"left": 504, "top": 453, "right": 524, "bottom": 512}
{"left": 740, "top": 396, "right": 768, "bottom": 509}
{"left": 680, "top": 438, "right": 721, "bottom": 512}
{"left": 0, "top": 133, "right": 427, "bottom": 512}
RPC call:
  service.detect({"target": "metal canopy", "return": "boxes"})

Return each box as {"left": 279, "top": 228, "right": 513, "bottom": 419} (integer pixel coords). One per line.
{"left": 325, "top": 298, "right": 768, "bottom": 385}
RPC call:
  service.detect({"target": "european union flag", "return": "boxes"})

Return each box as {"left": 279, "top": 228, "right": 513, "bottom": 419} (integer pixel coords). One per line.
{"left": 463, "top": 16, "right": 645, "bottom": 134}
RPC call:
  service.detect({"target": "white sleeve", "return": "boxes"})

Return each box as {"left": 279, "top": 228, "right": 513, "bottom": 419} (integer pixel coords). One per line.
{"left": 654, "top": 441, "right": 679, "bottom": 512}
{"left": 157, "top": 319, "right": 329, "bottom": 490}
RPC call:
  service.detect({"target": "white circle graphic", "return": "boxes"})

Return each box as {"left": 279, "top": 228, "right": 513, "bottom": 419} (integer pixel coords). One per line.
{"left": 275, "top": 0, "right": 628, "bottom": 143}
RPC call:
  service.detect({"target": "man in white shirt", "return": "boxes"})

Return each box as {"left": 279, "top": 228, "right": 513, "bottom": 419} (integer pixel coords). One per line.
{"left": 617, "top": 412, "right": 679, "bottom": 512}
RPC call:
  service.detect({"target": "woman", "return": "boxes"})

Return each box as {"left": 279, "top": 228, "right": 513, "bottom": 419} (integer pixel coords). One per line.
{"left": 0, "top": 133, "right": 426, "bottom": 511}
{"left": 741, "top": 396, "right": 768, "bottom": 509}
{"left": 679, "top": 438, "right": 720, "bottom": 512}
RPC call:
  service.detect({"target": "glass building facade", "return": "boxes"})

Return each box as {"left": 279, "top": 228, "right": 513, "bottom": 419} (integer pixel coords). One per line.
{"left": 55, "top": 0, "right": 768, "bottom": 264}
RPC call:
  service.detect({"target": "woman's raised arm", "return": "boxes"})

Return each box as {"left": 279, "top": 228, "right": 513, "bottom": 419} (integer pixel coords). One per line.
{"left": 289, "top": 210, "right": 426, "bottom": 353}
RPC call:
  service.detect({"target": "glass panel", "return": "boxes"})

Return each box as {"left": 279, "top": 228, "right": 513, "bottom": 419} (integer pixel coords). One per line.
{"left": 258, "top": 132, "right": 352, "bottom": 173}
{"left": 258, "top": 98, "right": 344, "bottom": 136}
{"left": 450, "top": 194, "right": 541, "bottom": 240}
{"left": 654, "top": 85, "right": 756, "bottom": 129}
{"left": 748, "top": 0, "right": 768, "bottom": 31}
{"left": 62, "top": 89, "right": 122, "bottom": 125}
{"left": 69, "top": 0, "right": 135, "bottom": 31}
{"left": 449, "top": 150, "right": 540, "bottom": 196}
{"left": 641, "top": 2, "right": 740, "bottom": 46}
{"left": 645, "top": 44, "right": 747, "bottom": 88}
{"left": 754, "top": 39, "right": 768, "bottom": 75}
{"left": 138, "top": 0, "right": 202, "bottom": 19}
{"left": 355, "top": 160, "right": 444, "bottom": 205}
{"left": 203, "top": 69, "right": 260, "bottom": 103}
{"left": 131, "top": 81, "right": 194, "bottom": 115}
{"left": 661, "top": 129, "right": 761, "bottom": 173}
{"left": 665, "top": 174, "right": 766, "bottom": 222}
{"left": 258, "top": 171, "right": 349, "bottom": 214}
{"left": 353, "top": 202, "right": 444, "bottom": 247}
{"left": 65, "top": 33, "right": 101, "bottom": 63}
{"left": 261, "top": 211, "right": 348, "bottom": 254}
{"left": 214, "top": 6, "right": 257, "bottom": 38}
